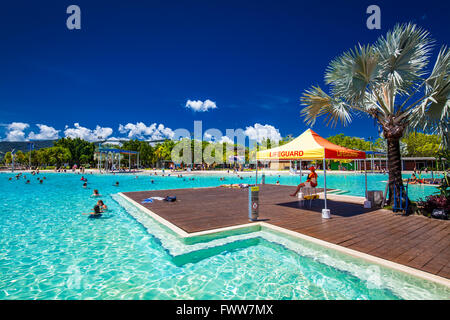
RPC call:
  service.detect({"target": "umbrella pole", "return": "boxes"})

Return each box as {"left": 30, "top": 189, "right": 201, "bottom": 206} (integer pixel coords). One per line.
{"left": 255, "top": 159, "right": 258, "bottom": 185}
{"left": 322, "top": 158, "right": 330, "bottom": 218}
{"left": 364, "top": 160, "right": 368, "bottom": 199}
{"left": 323, "top": 158, "right": 327, "bottom": 209}
{"left": 300, "top": 160, "right": 302, "bottom": 183}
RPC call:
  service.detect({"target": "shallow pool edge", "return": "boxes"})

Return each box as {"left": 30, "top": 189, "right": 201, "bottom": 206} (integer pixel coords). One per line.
{"left": 117, "top": 192, "right": 450, "bottom": 289}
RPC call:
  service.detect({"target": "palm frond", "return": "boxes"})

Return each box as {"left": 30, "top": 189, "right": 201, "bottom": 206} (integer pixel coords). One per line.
{"left": 300, "top": 86, "right": 352, "bottom": 128}
{"left": 325, "top": 44, "right": 380, "bottom": 104}
{"left": 410, "top": 45, "right": 450, "bottom": 147}
{"left": 375, "top": 23, "right": 434, "bottom": 95}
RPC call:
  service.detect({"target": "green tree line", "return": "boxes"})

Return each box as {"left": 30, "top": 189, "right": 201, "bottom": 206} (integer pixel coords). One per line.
{"left": 1, "top": 133, "right": 445, "bottom": 168}
{"left": 326, "top": 132, "right": 445, "bottom": 157}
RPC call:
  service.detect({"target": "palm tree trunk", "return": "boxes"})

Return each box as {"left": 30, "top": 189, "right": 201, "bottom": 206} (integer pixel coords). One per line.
{"left": 386, "top": 136, "right": 407, "bottom": 208}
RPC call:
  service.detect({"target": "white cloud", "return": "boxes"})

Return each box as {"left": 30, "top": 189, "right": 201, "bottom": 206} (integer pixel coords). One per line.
{"left": 185, "top": 99, "right": 217, "bottom": 112}
{"left": 3, "top": 122, "right": 30, "bottom": 141}
{"left": 28, "top": 124, "right": 60, "bottom": 140}
{"left": 118, "top": 122, "right": 174, "bottom": 141}
{"left": 203, "top": 132, "right": 234, "bottom": 144}
{"left": 244, "top": 123, "right": 282, "bottom": 143}
{"left": 219, "top": 136, "right": 234, "bottom": 144}
{"left": 64, "top": 123, "right": 113, "bottom": 142}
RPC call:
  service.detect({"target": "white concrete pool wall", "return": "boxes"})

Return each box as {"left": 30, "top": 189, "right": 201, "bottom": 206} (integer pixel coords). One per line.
{"left": 117, "top": 192, "right": 450, "bottom": 291}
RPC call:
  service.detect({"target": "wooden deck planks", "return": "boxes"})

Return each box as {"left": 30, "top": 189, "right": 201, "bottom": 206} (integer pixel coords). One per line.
{"left": 122, "top": 184, "right": 450, "bottom": 279}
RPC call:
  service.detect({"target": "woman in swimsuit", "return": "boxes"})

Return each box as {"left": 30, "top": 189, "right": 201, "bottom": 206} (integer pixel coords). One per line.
{"left": 290, "top": 167, "right": 318, "bottom": 197}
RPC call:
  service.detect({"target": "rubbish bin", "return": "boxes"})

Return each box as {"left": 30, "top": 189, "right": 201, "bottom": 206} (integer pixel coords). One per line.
{"left": 367, "top": 190, "right": 384, "bottom": 208}
{"left": 249, "top": 186, "right": 259, "bottom": 221}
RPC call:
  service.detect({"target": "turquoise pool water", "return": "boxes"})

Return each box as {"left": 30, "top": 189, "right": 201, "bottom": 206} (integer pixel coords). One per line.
{"left": 258, "top": 171, "right": 442, "bottom": 201}
{"left": 0, "top": 171, "right": 447, "bottom": 300}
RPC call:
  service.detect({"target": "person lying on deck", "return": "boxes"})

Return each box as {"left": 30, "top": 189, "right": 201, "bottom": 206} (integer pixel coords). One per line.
{"left": 290, "top": 166, "right": 318, "bottom": 197}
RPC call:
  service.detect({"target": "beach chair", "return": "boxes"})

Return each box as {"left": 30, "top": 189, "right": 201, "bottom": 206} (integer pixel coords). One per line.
{"left": 298, "top": 186, "right": 319, "bottom": 208}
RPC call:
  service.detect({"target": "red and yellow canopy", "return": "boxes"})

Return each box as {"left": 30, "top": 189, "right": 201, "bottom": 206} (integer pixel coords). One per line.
{"left": 256, "top": 129, "right": 366, "bottom": 160}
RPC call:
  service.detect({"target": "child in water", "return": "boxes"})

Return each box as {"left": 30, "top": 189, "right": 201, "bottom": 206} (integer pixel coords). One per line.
{"left": 83, "top": 200, "right": 107, "bottom": 218}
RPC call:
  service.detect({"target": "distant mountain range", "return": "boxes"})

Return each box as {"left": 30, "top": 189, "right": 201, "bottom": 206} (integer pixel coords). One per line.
{"left": 0, "top": 140, "right": 56, "bottom": 154}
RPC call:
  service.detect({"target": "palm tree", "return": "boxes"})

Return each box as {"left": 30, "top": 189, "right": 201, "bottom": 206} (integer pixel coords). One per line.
{"left": 300, "top": 23, "right": 449, "bottom": 205}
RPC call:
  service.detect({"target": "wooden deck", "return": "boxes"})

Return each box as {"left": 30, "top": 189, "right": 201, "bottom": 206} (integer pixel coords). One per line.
{"left": 122, "top": 185, "right": 450, "bottom": 280}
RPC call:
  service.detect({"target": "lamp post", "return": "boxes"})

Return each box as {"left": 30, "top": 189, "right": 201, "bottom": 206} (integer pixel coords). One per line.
{"left": 368, "top": 136, "right": 375, "bottom": 173}
{"left": 97, "top": 136, "right": 102, "bottom": 172}
{"left": 254, "top": 142, "right": 259, "bottom": 185}
{"left": 28, "top": 142, "right": 34, "bottom": 169}
{"left": 11, "top": 149, "right": 16, "bottom": 172}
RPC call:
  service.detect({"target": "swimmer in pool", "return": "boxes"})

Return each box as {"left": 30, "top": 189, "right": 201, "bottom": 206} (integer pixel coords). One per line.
{"left": 113, "top": 181, "right": 119, "bottom": 187}
{"left": 98, "top": 200, "right": 108, "bottom": 211}
{"left": 83, "top": 203, "right": 103, "bottom": 218}
{"left": 91, "top": 189, "right": 101, "bottom": 197}
{"left": 83, "top": 182, "right": 87, "bottom": 188}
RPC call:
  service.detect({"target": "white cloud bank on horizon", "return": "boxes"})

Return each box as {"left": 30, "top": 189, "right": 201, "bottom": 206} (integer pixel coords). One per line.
{"left": 202, "top": 123, "right": 282, "bottom": 145}
{"left": 28, "top": 124, "right": 60, "bottom": 140}
{"left": 3, "top": 122, "right": 30, "bottom": 141}
{"left": 118, "top": 122, "right": 175, "bottom": 141}
{"left": 64, "top": 123, "right": 113, "bottom": 142}
{"left": 185, "top": 99, "right": 217, "bottom": 112}
{"left": 1, "top": 121, "right": 281, "bottom": 146}
{"left": 244, "top": 123, "right": 282, "bottom": 143}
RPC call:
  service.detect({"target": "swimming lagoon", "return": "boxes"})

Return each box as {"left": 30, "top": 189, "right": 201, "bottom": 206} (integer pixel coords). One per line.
{"left": 0, "top": 171, "right": 448, "bottom": 299}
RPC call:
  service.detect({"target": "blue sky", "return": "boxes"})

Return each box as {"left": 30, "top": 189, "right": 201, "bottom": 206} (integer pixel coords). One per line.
{"left": 0, "top": 0, "right": 449, "bottom": 143}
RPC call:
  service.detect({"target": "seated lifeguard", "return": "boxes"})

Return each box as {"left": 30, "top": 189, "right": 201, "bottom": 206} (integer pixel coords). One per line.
{"left": 290, "top": 166, "right": 318, "bottom": 197}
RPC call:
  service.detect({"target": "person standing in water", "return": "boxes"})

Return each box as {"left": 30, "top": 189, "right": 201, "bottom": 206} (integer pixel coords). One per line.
{"left": 83, "top": 200, "right": 105, "bottom": 218}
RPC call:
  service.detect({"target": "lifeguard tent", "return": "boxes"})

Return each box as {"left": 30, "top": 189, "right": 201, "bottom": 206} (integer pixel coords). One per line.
{"left": 256, "top": 129, "right": 366, "bottom": 216}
